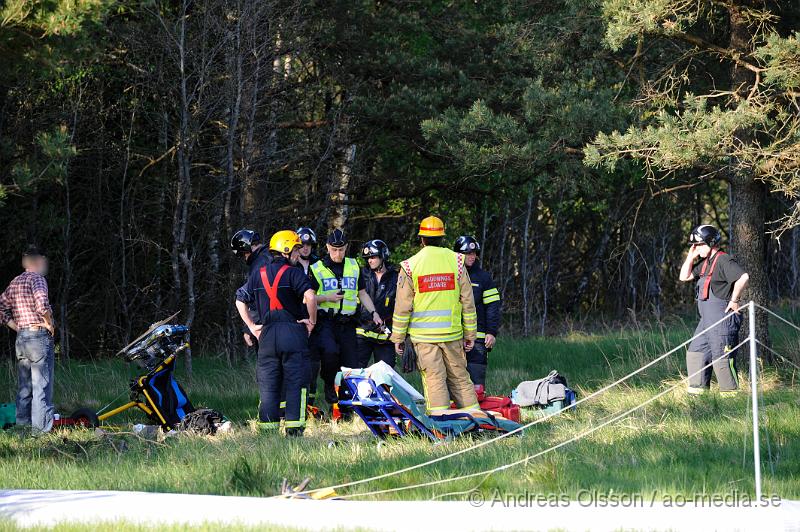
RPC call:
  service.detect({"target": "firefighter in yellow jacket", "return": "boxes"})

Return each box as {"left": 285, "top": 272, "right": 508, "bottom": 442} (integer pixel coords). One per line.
{"left": 389, "top": 216, "right": 480, "bottom": 413}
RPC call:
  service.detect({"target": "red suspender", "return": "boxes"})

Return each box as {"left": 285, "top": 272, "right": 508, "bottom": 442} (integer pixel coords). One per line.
{"left": 260, "top": 264, "right": 291, "bottom": 311}
{"left": 699, "top": 251, "right": 725, "bottom": 300}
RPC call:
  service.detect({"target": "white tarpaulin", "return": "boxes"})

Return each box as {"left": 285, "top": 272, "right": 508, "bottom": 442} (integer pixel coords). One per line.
{"left": 337, "top": 360, "right": 425, "bottom": 402}
{"left": 2, "top": 489, "right": 799, "bottom": 531}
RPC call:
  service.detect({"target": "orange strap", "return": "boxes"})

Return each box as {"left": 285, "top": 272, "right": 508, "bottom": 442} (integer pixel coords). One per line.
{"left": 260, "top": 264, "right": 290, "bottom": 311}
{"left": 699, "top": 251, "right": 725, "bottom": 300}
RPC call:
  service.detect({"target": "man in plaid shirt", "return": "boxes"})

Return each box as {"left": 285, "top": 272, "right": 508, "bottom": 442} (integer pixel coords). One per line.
{"left": 0, "top": 246, "right": 56, "bottom": 433}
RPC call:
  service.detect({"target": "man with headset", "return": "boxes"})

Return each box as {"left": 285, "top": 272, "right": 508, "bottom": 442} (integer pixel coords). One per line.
{"left": 679, "top": 224, "right": 749, "bottom": 396}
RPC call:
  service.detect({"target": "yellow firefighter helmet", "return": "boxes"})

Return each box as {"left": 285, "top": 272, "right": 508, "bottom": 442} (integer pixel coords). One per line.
{"left": 269, "top": 230, "right": 302, "bottom": 254}
{"left": 418, "top": 216, "right": 446, "bottom": 237}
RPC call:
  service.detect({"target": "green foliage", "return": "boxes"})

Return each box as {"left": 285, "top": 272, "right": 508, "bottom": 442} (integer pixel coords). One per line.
{"left": 586, "top": 97, "right": 766, "bottom": 174}
{"left": 0, "top": 0, "right": 111, "bottom": 76}
{"left": 8, "top": 125, "right": 76, "bottom": 192}
{"left": 420, "top": 0, "right": 634, "bottom": 200}
{"left": 1, "top": 0, "right": 108, "bottom": 37}
{"left": 1, "top": 0, "right": 799, "bottom": 353}
{"left": 601, "top": 0, "right": 701, "bottom": 51}
{"left": 422, "top": 100, "right": 530, "bottom": 175}
{"left": 756, "top": 32, "right": 800, "bottom": 91}
{"left": 589, "top": 0, "right": 800, "bottom": 235}
{"left": 1, "top": 1, "right": 108, "bottom": 213}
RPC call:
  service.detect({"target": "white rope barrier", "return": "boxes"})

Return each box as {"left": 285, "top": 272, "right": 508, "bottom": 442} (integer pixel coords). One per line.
{"left": 337, "top": 336, "right": 752, "bottom": 500}
{"left": 753, "top": 303, "right": 800, "bottom": 372}
{"left": 756, "top": 340, "right": 800, "bottom": 372}
{"left": 754, "top": 303, "right": 800, "bottom": 334}
{"left": 290, "top": 304, "right": 752, "bottom": 498}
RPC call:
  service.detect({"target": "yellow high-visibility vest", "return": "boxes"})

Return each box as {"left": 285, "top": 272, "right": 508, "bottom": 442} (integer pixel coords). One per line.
{"left": 356, "top": 327, "right": 390, "bottom": 341}
{"left": 311, "top": 258, "right": 359, "bottom": 315}
{"left": 402, "top": 246, "right": 465, "bottom": 342}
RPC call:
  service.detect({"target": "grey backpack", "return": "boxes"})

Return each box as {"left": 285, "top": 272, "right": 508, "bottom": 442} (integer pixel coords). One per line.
{"left": 513, "top": 370, "right": 569, "bottom": 407}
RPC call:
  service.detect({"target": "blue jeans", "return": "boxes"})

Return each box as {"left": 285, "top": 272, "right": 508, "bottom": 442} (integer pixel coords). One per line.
{"left": 16, "top": 328, "right": 55, "bottom": 433}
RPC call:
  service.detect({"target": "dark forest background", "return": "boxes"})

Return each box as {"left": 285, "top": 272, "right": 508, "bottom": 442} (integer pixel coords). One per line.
{"left": 2, "top": 1, "right": 800, "bottom": 367}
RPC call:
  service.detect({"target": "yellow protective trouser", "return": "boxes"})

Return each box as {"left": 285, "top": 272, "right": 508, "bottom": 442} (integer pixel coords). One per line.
{"left": 414, "top": 340, "right": 479, "bottom": 413}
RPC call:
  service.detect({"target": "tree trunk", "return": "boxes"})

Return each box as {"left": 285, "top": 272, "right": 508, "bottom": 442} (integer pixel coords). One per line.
{"left": 540, "top": 201, "right": 560, "bottom": 336}
{"left": 627, "top": 248, "right": 637, "bottom": 317}
{"left": 180, "top": 249, "right": 196, "bottom": 375}
{"left": 118, "top": 106, "right": 136, "bottom": 344}
{"left": 170, "top": 1, "right": 194, "bottom": 373}
{"left": 522, "top": 187, "right": 533, "bottom": 336}
{"left": 648, "top": 234, "right": 666, "bottom": 320}
{"left": 728, "top": 4, "right": 770, "bottom": 362}
{"left": 59, "top": 165, "right": 72, "bottom": 361}
{"left": 729, "top": 173, "right": 770, "bottom": 359}
{"left": 791, "top": 226, "right": 799, "bottom": 299}
{"left": 570, "top": 213, "right": 616, "bottom": 313}
{"left": 329, "top": 143, "right": 356, "bottom": 231}
{"left": 498, "top": 199, "right": 509, "bottom": 296}
{"left": 221, "top": 5, "right": 243, "bottom": 246}
{"left": 154, "top": 111, "right": 169, "bottom": 315}
{"left": 240, "top": 31, "right": 263, "bottom": 220}
{"left": 58, "top": 89, "right": 81, "bottom": 360}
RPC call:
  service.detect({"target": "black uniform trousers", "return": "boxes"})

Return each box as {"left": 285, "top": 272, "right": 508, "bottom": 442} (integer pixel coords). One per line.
{"left": 356, "top": 336, "right": 396, "bottom": 368}
{"left": 686, "top": 287, "right": 741, "bottom": 392}
{"left": 466, "top": 340, "right": 488, "bottom": 387}
{"left": 316, "top": 316, "right": 359, "bottom": 404}
{"left": 306, "top": 332, "right": 322, "bottom": 405}
{"left": 256, "top": 311, "right": 309, "bottom": 425}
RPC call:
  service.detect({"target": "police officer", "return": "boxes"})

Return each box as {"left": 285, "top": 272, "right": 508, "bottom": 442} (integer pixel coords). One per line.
{"left": 309, "top": 228, "right": 383, "bottom": 408}
{"left": 390, "top": 216, "right": 480, "bottom": 414}
{"left": 356, "top": 239, "right": 398, "bottom": 368}
{"left": 235, "top": 230, "right": 317, "bottom": 436}
{"left": 679, "top": 224, "right": 749, "bottom": 396}
{"left": 296, "top": 227, "right": 320, "bottom": 275}
{"left": 454, "top": 236, "right": 501, "bottom": 394}
{"left": 231, "top": 229, "right": 271, "bottom": 351}
{"left": 295, "top": 226, "right": 322, "bottom": 405}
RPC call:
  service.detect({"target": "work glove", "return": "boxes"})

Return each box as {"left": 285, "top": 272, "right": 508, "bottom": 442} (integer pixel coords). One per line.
{"left": 401, "top": 338, "right": 417, "bottom": 373}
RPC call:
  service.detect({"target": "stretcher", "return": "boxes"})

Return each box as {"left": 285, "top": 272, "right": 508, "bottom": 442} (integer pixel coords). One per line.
{"left": 336, "top": 362, "right": 521, "bottom": 441}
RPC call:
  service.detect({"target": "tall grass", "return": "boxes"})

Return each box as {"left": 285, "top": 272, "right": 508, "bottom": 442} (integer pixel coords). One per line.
{"left": 1, "top": 317, "right": 798, "bottom": 501}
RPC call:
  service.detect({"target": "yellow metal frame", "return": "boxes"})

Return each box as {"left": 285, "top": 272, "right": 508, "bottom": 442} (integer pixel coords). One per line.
{"left": 95, "top": 352, "right": 182, "bottom": 426}
{"left": 97, "top": 400, "right": 153, "bottom": 422}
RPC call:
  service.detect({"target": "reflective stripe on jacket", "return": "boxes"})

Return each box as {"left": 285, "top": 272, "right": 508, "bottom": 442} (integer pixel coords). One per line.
{"left": 390, "top": 246, "right": 477, "bottom": 343}
{"left": 310, "top": 258, "right": 359, "bottom": 315}
{"left": 468, "top": 264, "right": 501, "bottom": 338}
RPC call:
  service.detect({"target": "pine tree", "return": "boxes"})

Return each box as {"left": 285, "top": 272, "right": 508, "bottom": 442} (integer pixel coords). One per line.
{"left": 586, "top": 0, "right": 800, "bottom": 353}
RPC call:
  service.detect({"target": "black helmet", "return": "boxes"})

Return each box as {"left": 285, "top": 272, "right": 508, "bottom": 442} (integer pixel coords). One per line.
{"left": 454, "top": 235, "right": 481, "bottom": 254}
{"left": 231, "top": 229, "right": 261, "bottom": 256}
{"left": 296, "top": 227, "right": 317, "bottom": 246}
{"left": 361, "top": 239, "right": 390, "bottom": 261}
{"left": 688, "top": 225, "right": 721, "bottom": 247}
{"left": 327, "top": 228, "right": 347, "bottom": 248}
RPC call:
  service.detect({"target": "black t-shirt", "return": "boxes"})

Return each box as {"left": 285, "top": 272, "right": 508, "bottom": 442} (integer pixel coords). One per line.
{"left": 360, "top": 266, "right": 398, "bottom": 326}
{"left": 691, "top": 251, "right": 746, "bottom": 300}
{"left": 308, "top": 256, "right": 366, "bottom": 291}
{"left": 237, "top": 256, "right": 313, "bottom": 321}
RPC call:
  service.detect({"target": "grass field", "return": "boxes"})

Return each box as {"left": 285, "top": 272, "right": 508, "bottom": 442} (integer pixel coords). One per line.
{"left": 1, "top": 312, "right": 799, "bottom": 504}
